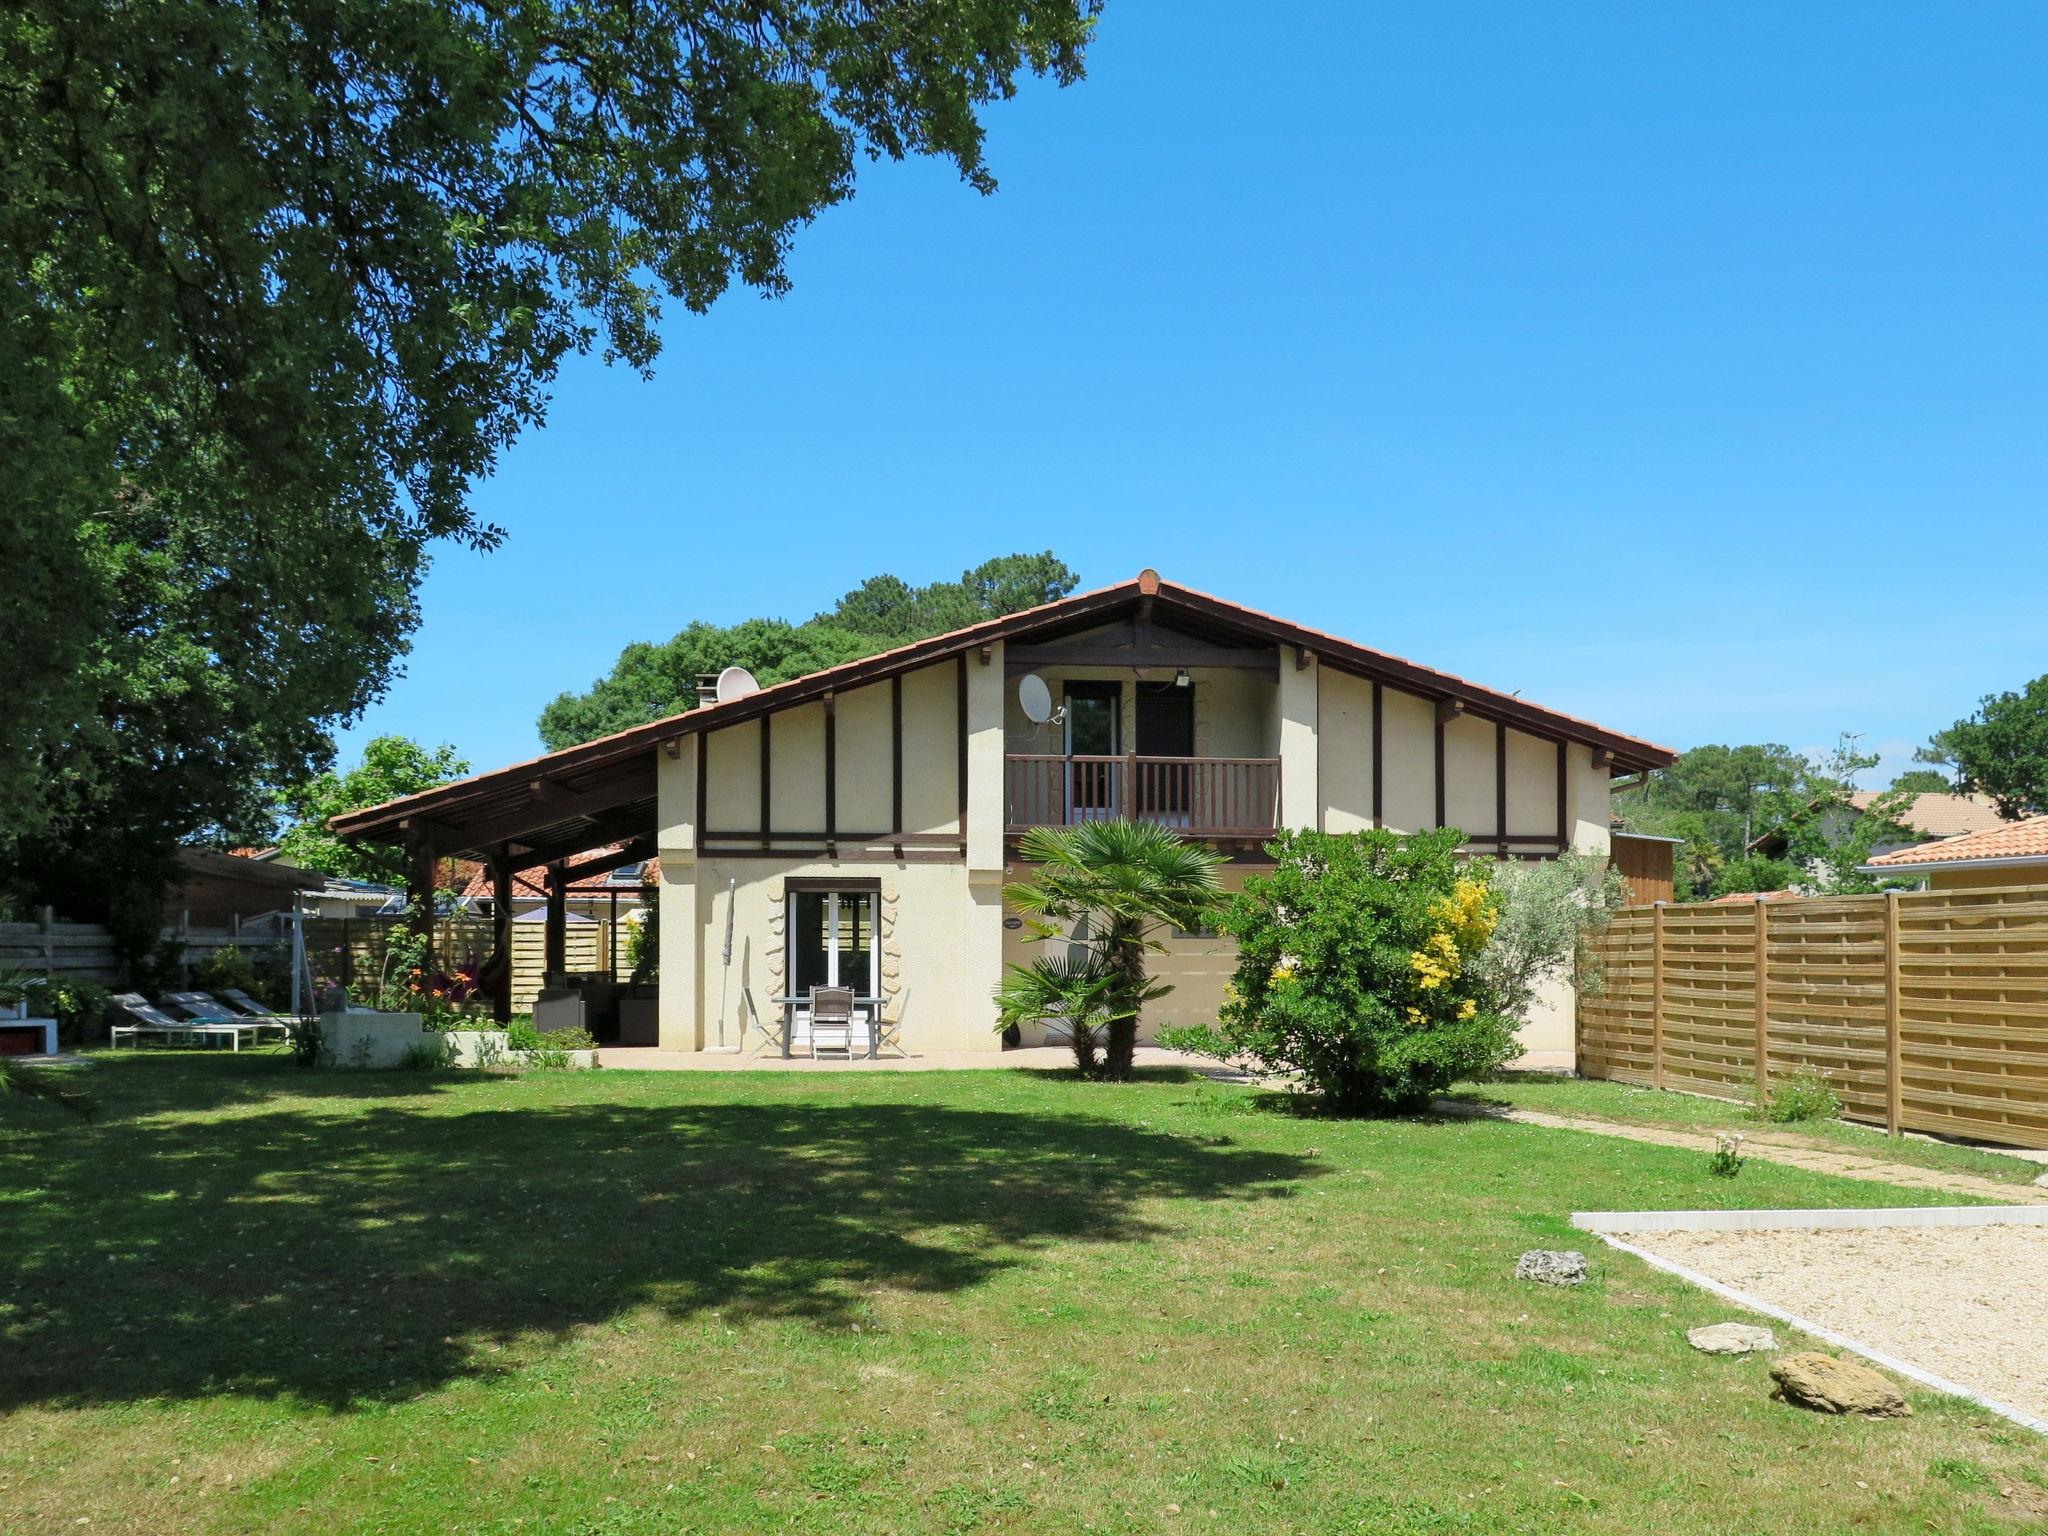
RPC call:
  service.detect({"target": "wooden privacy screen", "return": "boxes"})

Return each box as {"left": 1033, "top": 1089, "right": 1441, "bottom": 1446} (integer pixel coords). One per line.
{"left": 1578, "top": 884, "right": 2048, "bottom": 1151}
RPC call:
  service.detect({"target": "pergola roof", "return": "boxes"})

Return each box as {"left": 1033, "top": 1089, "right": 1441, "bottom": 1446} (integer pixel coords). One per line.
{"left": 332, "top": 569, "right": 1675, "bottom": 869}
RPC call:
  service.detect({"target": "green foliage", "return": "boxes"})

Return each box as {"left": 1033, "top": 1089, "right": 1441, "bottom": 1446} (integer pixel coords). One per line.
{"left": 290, "top": 1016, "right": 324, "bottom": 1070}
{"left": 509, "top": 1020, "right": 597, "bottom": 1068}
{"left": 399, "top": 1035, "right": 460, "bottom": 1072}
{"left": 539, "top": 554, "right": 1081, "bottom": 748}
{"left": 1711, "top": 855, "right": 1800, "bottom": 898}
{"left": 1889, "top": 768, "right": 1954, "bottom": 796}
{"left": 1935, "top": 673, "right": 2048, "bottom": 818}
{"left": 0, "top": 1058, "right": 95, "bottom": 1118}
{"left": 43, "top": 978, "right": 111, "bottom": 1049}
{"left": 996, "top": 820, "right": 1223, "bottom": 1079}
{"left": 1777, "top": 735, "right": 1916, "bottom": 895}
{"left": 1165, "top": 829, "right": 1514, "bottom": 1114}
{"left": 625, "top": 886, "right": 659, "bottom": 985}
{"left": 3, "top": 3, "right": 1098, "bottom": 922}
{"left": 1755, "top": 1070, "right": 1842, "bottom": 1124}
{"left": 1468, "top": 851, "right": 1628, "bottom": 1027}
{"left": 993, "top": 954, "right": 1131, "bottom": 1076}
{"left": 0, "top": 965, "right": 41, "bottom": 1009}
{"left": 275, "top": 738, "right": 470, "bottom": 885}
{"left": 1616, "top": 743, "right": 1811, "bottom": 897}
{"left": 1708, "top": 1132, "right": 1746, "bottom": 1178}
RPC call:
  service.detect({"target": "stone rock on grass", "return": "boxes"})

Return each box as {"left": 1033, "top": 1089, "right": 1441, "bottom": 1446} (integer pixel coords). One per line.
{"left": 1769, "top": 1352, "right": 1912, "bottom": 1418}
{"left": 1688, "top": 1322, "right": 1777, "bottom": 1355}
{"left": 1515, "top": 1250, "right": 1588, "bottom": 1286}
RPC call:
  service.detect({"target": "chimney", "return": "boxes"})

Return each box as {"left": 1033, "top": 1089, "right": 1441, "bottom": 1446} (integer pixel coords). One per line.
{"left": 697, "top": 672, "right": 723, "bottom": 705}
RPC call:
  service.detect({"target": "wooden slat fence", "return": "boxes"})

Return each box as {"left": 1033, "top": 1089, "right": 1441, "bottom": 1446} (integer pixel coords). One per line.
{"left": 301, "top": 916, "right": 628, "bottom": 1013}
{"left": 0, "top": 920, "right": 289, "bottom": 987}
{"left": 1579, "top": 884, "right": 2048, "bottom": 1150}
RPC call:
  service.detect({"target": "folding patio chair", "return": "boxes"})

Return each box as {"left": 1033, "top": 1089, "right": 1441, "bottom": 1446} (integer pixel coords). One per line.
{"left": 808, "top": 985, "right": 856, "bottom": 1060}
{"left": 875, "top": 987, "right": 910, "bottom": 1058}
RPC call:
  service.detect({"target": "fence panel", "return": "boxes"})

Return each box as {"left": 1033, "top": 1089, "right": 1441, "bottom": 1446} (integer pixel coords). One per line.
{"left": 1763, "top": 897, "right": 1890, "bottom": 1125}
{"left": 1576, "top": 884, "right": 2048, "bottom": 1151}
{"left": 1895, "top": 888, "right": 2048, "bottom": 1149}
{"left": 1657, "top": 904, "right": 1758, "bottom": 1101}
{"left": 1577, "top": 908, "right": 1657, "bottom": 1084}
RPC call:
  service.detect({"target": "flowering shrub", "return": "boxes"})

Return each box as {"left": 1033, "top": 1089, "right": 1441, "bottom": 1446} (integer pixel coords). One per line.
{"left": 1163, "top": 828, "right": 1514, "bottom": 1113}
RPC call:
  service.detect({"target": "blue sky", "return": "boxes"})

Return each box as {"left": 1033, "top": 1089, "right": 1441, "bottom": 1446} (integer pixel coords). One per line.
{"left": 338, "top": 0, "right": 2048, "bottom": 787}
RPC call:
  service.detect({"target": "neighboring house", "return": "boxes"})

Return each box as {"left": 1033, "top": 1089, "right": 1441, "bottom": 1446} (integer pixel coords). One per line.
{"left": 171, "top": 848, "right": 327, "bottom": 927}
{"left": 1863, "top": 814, "right": 2048, "bottom": 890}
{"left": 331, "top": 570, "right": 1674, "bottom": 1055}
{"left": 1747, "top": 790, "right": 2010, "bottom": 863}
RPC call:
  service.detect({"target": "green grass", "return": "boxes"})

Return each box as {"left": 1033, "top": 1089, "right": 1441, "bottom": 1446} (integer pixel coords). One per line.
{"left": 1447, "top": 1073, "right": 2047, "bottom": 1187}
{"left": 3, "top": 1052, "right": 2046, "bottom": 1534}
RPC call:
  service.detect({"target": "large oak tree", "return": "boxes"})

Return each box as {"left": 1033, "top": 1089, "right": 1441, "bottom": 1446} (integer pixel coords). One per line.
{"left": 1, "top": 0, "right": 1101, "bottom": 927}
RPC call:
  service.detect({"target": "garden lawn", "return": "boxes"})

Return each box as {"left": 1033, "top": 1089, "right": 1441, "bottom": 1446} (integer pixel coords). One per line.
{"left": 3, "top": 1056, "right": 2046, "bottom": 1536}
{"left": 1451, "top": 1073, "right": 2047, "bottom": 1188}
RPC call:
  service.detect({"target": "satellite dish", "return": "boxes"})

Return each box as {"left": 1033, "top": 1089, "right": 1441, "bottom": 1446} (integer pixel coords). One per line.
{"left": 1018, "top": 673, "right": 1053, "bottom": 724}
{"left": 715, "top": 666, "right": 760, "bottom": 702}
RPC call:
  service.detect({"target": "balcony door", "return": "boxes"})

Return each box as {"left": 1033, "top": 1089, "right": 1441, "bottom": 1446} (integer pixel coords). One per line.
{"left": 1063, "top": 682, "right": 1121, "bottom": 817}
{"left": 1136, "top": 681, "right": 1195, "bottom": 820}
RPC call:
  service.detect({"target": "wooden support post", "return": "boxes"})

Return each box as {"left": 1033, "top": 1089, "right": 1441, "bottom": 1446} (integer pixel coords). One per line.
{"left": 544, "top": 862, "right": 568, "bottom": 982}
{"left": 1753, "top": 896, "right": 1770, "bottom": 1106}
{"left": 1885, "top": 889, "right": 1903, "bottom": 1137}
{"left": 405, "top": 840, "right": 436, "bottom": 974}
{"left": 1651, "top": 900, "right": 1667, "bottom": 1090}
{"left": 490, "top": 856, "right": 514, "bottom": 1024}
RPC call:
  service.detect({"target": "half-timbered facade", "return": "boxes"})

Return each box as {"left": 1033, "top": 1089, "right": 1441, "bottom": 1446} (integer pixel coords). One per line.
{"left": 333, "top": 570, "right": 1673, "bottom": 1056}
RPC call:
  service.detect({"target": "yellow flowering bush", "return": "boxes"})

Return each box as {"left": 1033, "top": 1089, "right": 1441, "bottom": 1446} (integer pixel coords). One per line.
{"left": 1162, "top": 829, "right": 1515, "bottom": 1113}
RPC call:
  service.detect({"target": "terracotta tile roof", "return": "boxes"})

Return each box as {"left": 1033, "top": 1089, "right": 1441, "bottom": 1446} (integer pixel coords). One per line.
{"left": 331, "top": 568, "right": 1677, "bottom": 847}
{"left": 1846, "top": 790, "right": 2009, "bottom": 841}
{"left": 451, "top": 849, "right": 658, "bottom": 900}
{"left": 1867, "top": 813, "right": 2048, "bottom": 868}
{"left": 1704, "top": 887, "right": 1804, "bottom": 904}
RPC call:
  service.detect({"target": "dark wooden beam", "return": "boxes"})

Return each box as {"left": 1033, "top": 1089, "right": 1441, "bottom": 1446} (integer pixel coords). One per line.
{"left": 1555, "top": 739, "right": 1569, "bottom": 849}
{"left": 1371, "top": 682, "right": 1384, "bottom": 829}
{"left": 824, "top": 692, "right": 837, "bottom": 850}
{"left": 1434, "top": 712, "right": 1447, "bottom": 829}
{"left": 543, "top": 863, "right": 568, "bottom": 980}
{"left": 488, "top": 855, "right": 513, "bottom": 1024}
{"left": 956, "top": 653, "right": 968, "bottom": 832}
{"left": 405, "top": 838, "right": 436, "bottom": 973}
{"left": 890, "top": 675, "right": 904, "bottom": 845}
{"left": 1496, "top": 720, "right": 1508, "bottom": 853}
{"left": 1005, "top": 634, "right": 1279, "bottom": 673}
{"left": 1295, "top": 645, "right": 1314, "bottom": 671}
{"left": 1592, "top": 746, "right": 1614, "bottom": 770}
{"left": 1435, "top": 698, "right": 1466, "bottom": 725}
{"left": 555, "top": 836, "right": 656, "bottom": 885}
{"left": 503, "top": 809, "right": 653, "bottom": 872}
{"left": 759, "top": 714, "right": 772, "bottom": 842}
{"left": 428, "top": 766, "right": 656, "bottom": 855}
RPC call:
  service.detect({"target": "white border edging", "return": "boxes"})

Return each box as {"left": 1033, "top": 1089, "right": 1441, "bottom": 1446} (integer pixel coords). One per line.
{"left": 1573, "top": 1209, "right": 2048, "bottom": 1436}
{"left": 1575, "top": 1204, "right": 2048, "bottom": 1235}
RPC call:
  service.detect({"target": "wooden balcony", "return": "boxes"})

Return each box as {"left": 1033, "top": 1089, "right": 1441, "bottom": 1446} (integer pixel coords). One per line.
{"left": 1005, "top": 755, "right": 1280, "bottom": 839}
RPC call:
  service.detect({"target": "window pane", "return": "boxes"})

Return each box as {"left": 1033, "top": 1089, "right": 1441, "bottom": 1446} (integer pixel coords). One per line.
{"left": 836, "top": 893, "right": 874, "bottom": 995}
{"left": 791, "top": 891, "right": 829, "bottom": 994}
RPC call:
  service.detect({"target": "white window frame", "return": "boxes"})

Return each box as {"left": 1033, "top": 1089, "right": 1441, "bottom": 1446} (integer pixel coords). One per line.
{"left": 786, "top": 887, "right": 877, "bottom": 995}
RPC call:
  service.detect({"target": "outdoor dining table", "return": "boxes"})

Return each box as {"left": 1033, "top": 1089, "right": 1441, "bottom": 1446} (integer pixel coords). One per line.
{"left": 770, "top": 996, "right": 885, "bottom": 1059}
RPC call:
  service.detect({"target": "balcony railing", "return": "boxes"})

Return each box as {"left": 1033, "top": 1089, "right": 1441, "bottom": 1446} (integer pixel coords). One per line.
{"left": 1005, "top": 755, "right": 1280, "bottom": 838}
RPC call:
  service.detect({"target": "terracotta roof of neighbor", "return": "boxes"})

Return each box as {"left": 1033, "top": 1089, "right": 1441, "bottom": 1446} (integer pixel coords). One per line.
{"left": 452, "top": 851, "right": 658, "bottom": 901}
{"left": 330, "top": 569, "right": 1678, "bottom": 854}
{"left": 1866, "top": 813, "right": 2048, "bottom": 869}
{"left": 1847, "top": 790, "right": 2009, "bottom": 841}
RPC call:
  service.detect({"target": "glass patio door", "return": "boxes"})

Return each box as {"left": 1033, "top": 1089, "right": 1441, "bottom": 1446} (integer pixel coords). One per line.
{"left": 788, "top": 889, "right": 876, "bottom": 996}
{"left": 1063, "top": 681, "right": 1121, "bottom": 819}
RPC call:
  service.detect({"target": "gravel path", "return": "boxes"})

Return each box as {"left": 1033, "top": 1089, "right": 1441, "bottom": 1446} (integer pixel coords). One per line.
{"left": 1635, "top": 1224, "right": 2048, "bottom": 1421}
{"left": 1434, "top": 1100, "right": 2048, "bottom": 1203}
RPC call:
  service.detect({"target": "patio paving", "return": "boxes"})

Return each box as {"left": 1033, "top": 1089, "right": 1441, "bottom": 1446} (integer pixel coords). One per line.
{"left": 596, "top": 1044, "right": 1249, "bottom": 1075}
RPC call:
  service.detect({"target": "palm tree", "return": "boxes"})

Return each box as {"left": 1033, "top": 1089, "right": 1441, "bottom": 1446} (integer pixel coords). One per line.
{"left": 997, "top": 820, "right": 1224, "bottom": 1080}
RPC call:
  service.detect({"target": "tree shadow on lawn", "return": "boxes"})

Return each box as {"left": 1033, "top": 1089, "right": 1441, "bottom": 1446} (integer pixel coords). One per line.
{"left": 0, "top": 1092, "right": 1317, "bottom": 1413}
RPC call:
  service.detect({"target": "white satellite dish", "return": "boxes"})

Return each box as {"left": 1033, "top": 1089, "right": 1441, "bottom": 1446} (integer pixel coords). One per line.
{"left": 1018, "top": 673, "right": 1053, "bottom": 724}
{"left": 715, "top": 665, "right": 761, "bottom": 702}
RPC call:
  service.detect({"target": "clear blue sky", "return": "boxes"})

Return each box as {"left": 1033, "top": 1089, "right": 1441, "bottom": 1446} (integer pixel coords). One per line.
{"left": 338, "top": 0, "right": 2048, "bottom": 788}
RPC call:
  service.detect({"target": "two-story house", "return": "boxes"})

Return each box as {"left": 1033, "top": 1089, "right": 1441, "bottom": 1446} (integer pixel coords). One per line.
{"left": 333, "top": 570, "right": 1674, "bottom": 1056}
